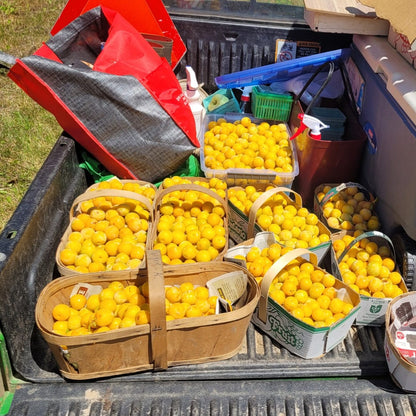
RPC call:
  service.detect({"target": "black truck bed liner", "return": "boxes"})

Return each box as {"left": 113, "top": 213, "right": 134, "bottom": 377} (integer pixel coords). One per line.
{"left": 0, "top": 12, "right": 412, "bottom": 415}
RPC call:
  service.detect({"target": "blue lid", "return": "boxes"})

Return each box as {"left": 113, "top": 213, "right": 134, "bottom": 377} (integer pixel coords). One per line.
{"left": 215, "top": 48, "right": 350, "bottom": 89}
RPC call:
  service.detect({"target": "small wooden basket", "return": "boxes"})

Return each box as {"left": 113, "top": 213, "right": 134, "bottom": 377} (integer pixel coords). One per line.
{"left": 56, "top": 188, "right": 154, "bottom": 275}
{"left": 36, "top": 251, "right": 260, "bottom": 380}
{"left": 148, "top": 183, "right": 229, "bottom": 262}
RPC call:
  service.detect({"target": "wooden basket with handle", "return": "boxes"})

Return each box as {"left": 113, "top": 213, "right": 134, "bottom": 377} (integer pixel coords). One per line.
{"left": 148, "top": 183, "right": 229, "bottom": 262}
{"left": 36, "top": 250, "right": 260, "bottom": 380}
{"left": 55, "top": 188, "right": 154, "bottom": 275}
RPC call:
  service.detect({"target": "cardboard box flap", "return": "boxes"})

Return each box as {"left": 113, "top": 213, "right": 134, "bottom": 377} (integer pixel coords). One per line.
{"left": 304, "top": 0, "right": 389, "bottom": 36}
{"left": 357, "top": 0, "right": 416, "bottom": 48}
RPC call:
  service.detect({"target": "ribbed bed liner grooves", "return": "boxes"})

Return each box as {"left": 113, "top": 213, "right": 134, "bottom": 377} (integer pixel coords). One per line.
{"left": 84, "top": 323, "right": 386, "bottom": 383}
{"left": 171, "top": 18, "right": 352, "bottom": 92}
{"left": 8, "top": 378, "right": 416, "bottom": 415}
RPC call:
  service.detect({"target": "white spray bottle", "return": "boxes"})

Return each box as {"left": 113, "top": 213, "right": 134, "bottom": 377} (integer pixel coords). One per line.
{"left": 185, "top": 66, "right": 206, "bottom": 138}
{"left": 289, "top": 113, "right": 329, "bottom": 141}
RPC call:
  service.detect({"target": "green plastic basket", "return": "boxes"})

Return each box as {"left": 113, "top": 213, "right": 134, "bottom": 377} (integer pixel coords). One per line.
{"left": 251, "top": 86, "right": 293, "bottom": 121}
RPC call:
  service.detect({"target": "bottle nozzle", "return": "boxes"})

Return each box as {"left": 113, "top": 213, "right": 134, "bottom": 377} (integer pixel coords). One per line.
{"left": 186, "top": 66, "right": 198, "bottom": 91}
{"left": 290, "top": 113, "right": 329, "bottom": 141}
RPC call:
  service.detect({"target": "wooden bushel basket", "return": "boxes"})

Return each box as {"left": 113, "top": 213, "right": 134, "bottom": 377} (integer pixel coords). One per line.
{"left": 36, "top": 251, "right": 260, "bottom": 380}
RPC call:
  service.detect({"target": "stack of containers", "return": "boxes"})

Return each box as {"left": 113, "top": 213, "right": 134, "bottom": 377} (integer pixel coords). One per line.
{"left": 310, "top": 107, "right": 347, "bottom": 141}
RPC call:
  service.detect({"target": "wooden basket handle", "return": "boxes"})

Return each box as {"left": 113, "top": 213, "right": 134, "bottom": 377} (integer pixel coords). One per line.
{"left": 258, "top": 248, "right": 317, "bottom": 323}
{"left": 146, "top": 250, "right": 168, "bottom": 371}
{"left": 319, "top": 182, "right": 374, "bottom": 208}
{"left": 337, "top": 230, "right": 396, "bottom": 265}
{"left": 247, "top": 187, "right": 302, "bottom": 239}
{"left": 154, "top": 183, "right": 227, "bottom": 209}
{"left": 69, "top": 189, "right": 153, "bottom": 220}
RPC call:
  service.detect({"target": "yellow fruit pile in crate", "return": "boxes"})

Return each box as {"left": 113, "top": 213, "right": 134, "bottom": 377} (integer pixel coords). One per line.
{"left": 334, "top": 232, "right": 406, "bottom": 299}
{"left": 228, "top": 185, "right": 330, "bottom": 249}
{"left": 149, "top": 177, "right": 228, "bottom": 265}
{"left": 227, "top": 233, "right": 291, "bottom": 284}
{"left": 267, "top": 257, "right": 355, "bottom": 328}
{"left": 57, "top": 177, "right": 155, "bottom": 274}
{"left": 315, "top": 183, "right": 380, "bottom": 233}
{"left": 51, "top": 280, "right": 219, "bottom": 336}
{"left": 203, "top": 116, "right": 293, "bottom": 174}
{"left": 225, "top": 233, "right": 354, "bottom": 329}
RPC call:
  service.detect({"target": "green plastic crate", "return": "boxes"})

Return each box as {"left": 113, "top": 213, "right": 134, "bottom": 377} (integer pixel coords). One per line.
{"left": 251, "top": 86, "right": 293, "bottom": 121}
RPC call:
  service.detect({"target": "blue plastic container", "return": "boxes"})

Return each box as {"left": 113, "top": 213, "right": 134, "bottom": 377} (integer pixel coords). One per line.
{"left": 215, "top": 48, "right": 351, "bottom": 89}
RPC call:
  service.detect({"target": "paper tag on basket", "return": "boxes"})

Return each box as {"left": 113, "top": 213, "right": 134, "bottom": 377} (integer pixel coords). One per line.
{"left": 224, "top": 231, "right": 280, "bottom": 267}
{"left": 70, "top": 283, "right": 103, "bottom": 298}
{"left": 337, "top": 288, "right": 352, "bottom": 304}
{"left": 207, "top": 271, "right": 248, "bottom": 312}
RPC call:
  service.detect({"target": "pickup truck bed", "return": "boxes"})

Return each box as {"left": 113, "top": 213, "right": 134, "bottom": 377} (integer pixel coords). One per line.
{"left": 1, "top": 10, "right": 416, "bottom": 415}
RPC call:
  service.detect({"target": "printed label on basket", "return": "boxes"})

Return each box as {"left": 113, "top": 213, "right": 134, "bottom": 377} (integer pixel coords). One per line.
{"left": 227, "top": 172, "right": 276, "bottom": 181}
{"left": 207, "top": 271, "right": 248, "bottom": 312}
{"left": 355, "top": 296, "right": 388, "bottom": 326}
{"left": 252, "top": 296, "right": 328, "bottom": 358}
{"left": 228, "top": 202, "right": 263, "bottom": 244}
{"left": 390, "top": 294, "right": 416, "bottom": 365}
{"left": 70, "top": 283, "right": 103, "bottom": 298}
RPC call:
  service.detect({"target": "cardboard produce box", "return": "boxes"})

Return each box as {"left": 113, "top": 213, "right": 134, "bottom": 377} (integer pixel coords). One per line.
{"left": 358, "top": 0, "right": 416, "bottom": 50}
{"left": 330, "top": 231, "right": 408, "bottom": 326}
{"left": 228, "top": 185, "right": 331, "bottom": 264}
{"left": 385, "top": 292, "right": 416, "bottom": 392}
{"left": 388, "top": 25, "right": 416, "bottom": 69}
{"left": 251, "top": 248, "right": 360, "bottom": 359}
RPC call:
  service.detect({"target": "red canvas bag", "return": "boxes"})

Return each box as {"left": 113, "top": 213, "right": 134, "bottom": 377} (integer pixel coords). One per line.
{"left": 8, "top": 6, "right": 198, "bottom": 182}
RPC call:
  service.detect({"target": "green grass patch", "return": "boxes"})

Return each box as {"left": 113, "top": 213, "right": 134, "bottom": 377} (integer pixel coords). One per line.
{"left": 0, "top": 0, "right": 66, "bottom": 232}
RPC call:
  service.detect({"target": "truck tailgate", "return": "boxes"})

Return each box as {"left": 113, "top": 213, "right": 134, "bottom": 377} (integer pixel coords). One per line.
{"left": 8, "top": 378, "right": 415, "bottom": 415}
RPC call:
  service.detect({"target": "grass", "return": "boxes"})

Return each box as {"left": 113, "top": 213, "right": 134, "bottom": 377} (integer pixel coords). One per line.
{"left": 0, "top": 0, "right": 67, "bottom": 232}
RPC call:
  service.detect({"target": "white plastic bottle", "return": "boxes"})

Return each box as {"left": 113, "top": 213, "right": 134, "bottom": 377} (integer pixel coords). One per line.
{"left": 185, "top": 66, "right": 206, "bottom": 139}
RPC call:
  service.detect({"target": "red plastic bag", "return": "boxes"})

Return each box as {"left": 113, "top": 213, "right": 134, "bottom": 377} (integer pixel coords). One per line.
{"left": 50, "top": 0, "right": 185, "bottom": 69}
{"left": 8, "top": 6, "right": 199, "bottom": 182}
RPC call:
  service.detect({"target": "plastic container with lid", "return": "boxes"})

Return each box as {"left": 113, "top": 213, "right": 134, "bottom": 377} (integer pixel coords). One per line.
{"left": 215, "top": 48, "right": 351, "bottom": 89}
{"left": 200, "top": 113, "right": 299, "bottom": 187}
